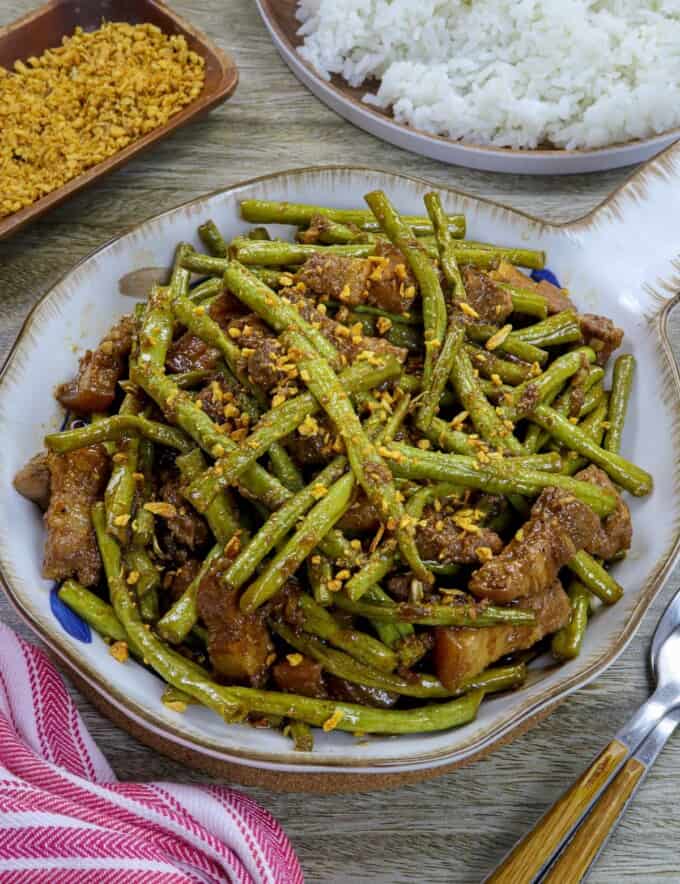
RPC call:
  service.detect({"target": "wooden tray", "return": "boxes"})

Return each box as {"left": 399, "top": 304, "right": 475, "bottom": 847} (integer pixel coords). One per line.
{"left": 0, "top": 0, "right": 238, "bottom": 240}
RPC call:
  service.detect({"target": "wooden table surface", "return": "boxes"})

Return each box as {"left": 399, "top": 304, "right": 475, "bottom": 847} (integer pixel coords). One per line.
{"left": 2, "top": 1, "right": 679, "bottom": 881}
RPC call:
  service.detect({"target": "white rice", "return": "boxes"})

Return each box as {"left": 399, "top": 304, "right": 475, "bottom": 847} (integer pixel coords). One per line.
{"left": 296, "top": 0, "right": 680, "bottom": 150}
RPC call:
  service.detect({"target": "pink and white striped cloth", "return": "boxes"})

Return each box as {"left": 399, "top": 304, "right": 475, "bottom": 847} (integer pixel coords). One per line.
{"left": 0, "top": 621, "right": 302, "bottom": 883}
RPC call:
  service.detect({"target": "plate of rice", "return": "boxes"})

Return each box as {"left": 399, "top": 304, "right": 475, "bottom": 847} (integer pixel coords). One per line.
{"left": 256, "top": 0, "right": 680, "bottom": 174}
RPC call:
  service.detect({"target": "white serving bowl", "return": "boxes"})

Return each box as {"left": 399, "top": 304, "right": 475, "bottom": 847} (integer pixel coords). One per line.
{"left": 1, "top": 158, "right": 680, "bottom": 791}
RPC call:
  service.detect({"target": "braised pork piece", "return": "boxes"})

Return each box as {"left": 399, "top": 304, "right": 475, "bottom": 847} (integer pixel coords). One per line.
{"left": 415, "top": 502, "right": 505, "bottom": 565}
{"left": 13, "top": 452, "right": 50, "bottom": 510}
{"left": 434, "top": 581, "right": 571, "bottom": 688}
{"left": 468, "top": 487, "right": 601, "bottom": 604}
{"left": 42, "top": 446, "right": 110, "bottom": 586}
{"left": 56, "top": 315, "right": 135, "bottom": 414}
{"left": 491, "top": 260, "right": 574, "bottom": 315}
{"left": 468, "top": 471, "right": 631, "bottom": 604}
{"left": 295, "top": 241, "right": 417, "bottom": 315}
{"left": 14, "top": 194, "right": 649, "bottom": 748}
{"left": 198, "top": 555, "right": 274, "bottom": 687}
{"left": 462, "top": 267, "right": 513, "bottom": 324}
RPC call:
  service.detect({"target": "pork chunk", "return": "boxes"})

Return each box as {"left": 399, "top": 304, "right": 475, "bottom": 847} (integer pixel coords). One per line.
{"left": 43, "top": 446, "right": 109, "bottom": 586}
{"left": 326, "top": 675, "right": 399, "bottom": 708}
{"left": 296, "top": 253, "right": 372, "bottom": 305}
{"left": 159, "top": 476, "right": 209, "bottom": 551}
{"left": 490, "top": 261, "right": 573, "bottom": 314}
{"left": 168, "top": 559, "right": 201, "bottom": 601}
{"left": 14, "top": 452, "right": 51, "bottom": 510}
{"left": 166, "top": 332, "right": 221, "bottom": 373}
{"left": 229, "top": 315, "right": 291, "bottom": 393}
{"left": 206, "top": 291, "right": 248, "bottom": 330}
{"left": 416, "top": 504, "right": 504, "bottom": 565}
{"left": 468, "top": 486, "right": 601, "bottom": 603}
{"left": 296, "top": 242, "right": 417, "bottom": 315}
{"left": 286, "top": 414, "right": 336, "bottom": 466}
{"left": 56, "top": 315, "right": 135, "bottom": 414}
{"left": 462, "top": 267, "right": 513, "bottom": 324}
{"left": 272, "top": 656, "right": 326, "bottom": 698}
{"left": 579, "top": 314, "right": 624, "bottom": 366}
{"left": 336, "top": 493, "right": 382, "bottom": 535}
{"left": 386, "top": 571, "right": 437, "bottom": 603}
{"left": 198, "top": 555, "right": 274, "bottom": 686}
{"left": 194, "top": 376, "right": 232, "bottom": 425}
{"left": 434, "top": 580, "right": 570, "bottom": 688}
{"left": 366, "top": 242, "right": 417, "bottom": 315}
{"left": 165, "top": 293, "right": 245, "bottom": 374}
{"left": 576, "top": 465, "right": 632, "bottom": 560}
{"left": 282, "top": 287, "right": 408, "bottom": 366}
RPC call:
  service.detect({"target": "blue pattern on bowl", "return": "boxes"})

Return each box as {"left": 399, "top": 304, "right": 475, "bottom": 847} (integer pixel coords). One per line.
{"left": 50, "top": 585, "right": 91, "bottom": 643}
{"left": 531, "top": 268, "right": 562, "bottom": 288}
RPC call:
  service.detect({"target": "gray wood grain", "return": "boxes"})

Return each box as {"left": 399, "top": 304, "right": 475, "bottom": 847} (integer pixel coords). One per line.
{"left": 1, "top": 1, "right": 678, "bottom": 881}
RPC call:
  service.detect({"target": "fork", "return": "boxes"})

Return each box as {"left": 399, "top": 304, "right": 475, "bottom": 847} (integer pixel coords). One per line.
{"left": 487, "top": 587, "right": 680, "bottom": 883}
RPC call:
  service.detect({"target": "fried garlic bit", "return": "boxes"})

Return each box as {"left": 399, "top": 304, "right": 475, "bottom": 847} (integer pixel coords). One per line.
{"left": 109, "top": 640, "right": 129, "bottom": 664}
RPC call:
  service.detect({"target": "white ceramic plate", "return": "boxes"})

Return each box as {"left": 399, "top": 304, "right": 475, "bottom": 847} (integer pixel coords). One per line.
{"left": 2, "top": 156, "right": 680, "bottom": 791}
{"left": 256, "top": 0, "right": 680, "bottom": 176}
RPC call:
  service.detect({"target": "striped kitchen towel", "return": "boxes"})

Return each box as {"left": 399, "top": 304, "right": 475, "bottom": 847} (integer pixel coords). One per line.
{"left": 0, "top": 621, "right": 302, "bottom": 883}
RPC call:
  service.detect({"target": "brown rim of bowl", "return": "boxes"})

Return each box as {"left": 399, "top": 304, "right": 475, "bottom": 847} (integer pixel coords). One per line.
{"left": 1, "top": 161, "right": 679, "bottom": 774}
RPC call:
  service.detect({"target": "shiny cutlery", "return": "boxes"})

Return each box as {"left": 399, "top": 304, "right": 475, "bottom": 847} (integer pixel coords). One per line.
{"left": 488, "top": 585, "right": 680, "bottom": 882}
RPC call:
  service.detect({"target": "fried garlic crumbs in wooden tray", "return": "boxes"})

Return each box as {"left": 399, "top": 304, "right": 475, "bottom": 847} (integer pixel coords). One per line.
{"left": 0, "top": 22, "right": 205, "bottom": 219}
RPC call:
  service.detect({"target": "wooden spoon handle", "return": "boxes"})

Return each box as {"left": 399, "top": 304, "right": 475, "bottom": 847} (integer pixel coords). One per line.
{"left": 542, "top": 757, "right": 645, "bottom": 883}
{"left": 486, "top": 739, "right": 628, "bottom": 884}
